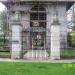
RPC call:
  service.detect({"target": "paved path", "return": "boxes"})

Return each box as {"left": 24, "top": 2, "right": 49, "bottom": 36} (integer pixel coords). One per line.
{"left": 0, "top": 58, "right": 75, "bottom": 63}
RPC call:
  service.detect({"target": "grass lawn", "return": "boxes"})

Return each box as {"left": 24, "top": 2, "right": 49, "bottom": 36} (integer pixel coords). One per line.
{"left": 0, "top": 52, "right": 10, "bottom": 55}
{"left": 0, "top": 62, "right": 75, "bottom": 75}
{"left": 61, "top": 50, "right": 75, "bottom": 56}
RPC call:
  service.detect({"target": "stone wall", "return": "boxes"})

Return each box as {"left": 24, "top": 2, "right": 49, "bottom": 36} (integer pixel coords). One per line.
{"left": 46, "top": 3, "right": 67, "bottom": 48}
{"left": 1, "top": 0, "right": 75, "bottom": 2}
{"left": 10, "top": 3, "right": 68, "bottom": 49}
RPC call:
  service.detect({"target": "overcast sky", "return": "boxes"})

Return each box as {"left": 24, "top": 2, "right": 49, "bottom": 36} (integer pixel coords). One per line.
{"left": 0, "top": 2, "right": 6, "bottom": 11}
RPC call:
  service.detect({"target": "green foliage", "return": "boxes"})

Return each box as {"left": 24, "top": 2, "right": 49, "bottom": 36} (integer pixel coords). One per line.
{"left": 72, "top": 25, "right": 75, "bottom": 31}
{"left": 0, "top": 52, "right": 10, "bottom": 55}
{"left": 0, "top": 38, "right": 4, "bottom": 47}
{"left": 67, "top": 31, "right": 75, "bottom": 47}
{"left": 0, "top": 11, "right": 7, "bottom": 32}
{"left": 0, "top": 10, "right": 8, "bottom": 48}
{"left": 61, "top": 49, "right": 75, "bottom": 56}
{"left": 32, "top": 39, "right": 44, "bottom": 46}
{"left": 67, "top": 32, "right": 72, "bottom": 46}
{"left": 0, "top": 37, "right": 8, "bottom": 47}
{"left": 70, "top": 31, "right": 75, "bottom": 47}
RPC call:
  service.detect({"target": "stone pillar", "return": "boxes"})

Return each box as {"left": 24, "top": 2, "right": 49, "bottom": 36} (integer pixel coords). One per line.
{"left": 50, "top": 20, "right": 60, "bottom": 60}
{"left": 11, "top": 11, "right": 22, "bottom": 59}
{"left": 11, "top": 24, "right": 22, "bottom": 59}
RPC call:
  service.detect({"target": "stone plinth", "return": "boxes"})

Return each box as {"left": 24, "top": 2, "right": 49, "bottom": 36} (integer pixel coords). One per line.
{"left": 50, "top": 20, "right": 60, "bottom": 60}
{"left": 11, "top": 24, "right": 22, "bottom": 59}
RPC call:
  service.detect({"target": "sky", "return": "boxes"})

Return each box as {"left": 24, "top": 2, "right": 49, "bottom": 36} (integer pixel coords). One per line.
{"left": 0, "top": 2, "right": 6, "bottom": 11}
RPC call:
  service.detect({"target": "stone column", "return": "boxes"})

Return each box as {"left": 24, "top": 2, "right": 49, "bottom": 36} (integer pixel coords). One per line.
{"left": 50, "top": 20, "right": 60, "bottom": 60}
{"left": 11, "top": 11, "right": 22, "bottom": 59}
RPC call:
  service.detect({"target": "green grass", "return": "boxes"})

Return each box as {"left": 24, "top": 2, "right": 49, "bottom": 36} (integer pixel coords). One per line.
{"left": 61, "top": 50, "right": 75, "bottom": 56}
{"left": 61, "top": 51, "right": 75, "bottom": 56}
{"left": 0, "top": 62, "right": 75, "bottom": 75}
{"left": 0, "top": 52, "right": 10, "bottom": 55}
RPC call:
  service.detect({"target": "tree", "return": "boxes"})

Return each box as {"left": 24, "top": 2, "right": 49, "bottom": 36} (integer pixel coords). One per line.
{"left": 67, "top": 32, "right": 72, "bottom": 47}
{"left": 72, "top": 25, "right": 75, "bottom": 31}
{"left": 0, "top": 10, "right": 8, "bottom": 49}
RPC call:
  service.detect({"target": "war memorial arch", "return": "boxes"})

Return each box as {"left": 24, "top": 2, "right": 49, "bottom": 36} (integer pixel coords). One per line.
{"left": 0, "top": 0, "right": 75, "bottom": 60}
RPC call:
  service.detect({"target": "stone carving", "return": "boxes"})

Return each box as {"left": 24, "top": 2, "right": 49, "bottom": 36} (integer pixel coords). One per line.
{"left": 52, "top": 5, "right": 60, "bottom": 25}
{"left": 14, "top": 11, "right": 21, "bottom": 21}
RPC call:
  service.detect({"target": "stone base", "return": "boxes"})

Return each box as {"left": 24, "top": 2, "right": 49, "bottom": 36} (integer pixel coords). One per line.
{"left": 11, "top": 51, "right": 21, "bottom": 59}
{"left": 11, "top": 55, "right": 21, "bottom": 59}
{"left": 23, "top": 50, "right": 49, "bottom": 59}
{"left": 11, "top": 24, "right": 22, "bottom": 59}
{"left": 50, "top": 25, "right": 60, "bottom": 60}
{"left": 50, "top": 56, "right": 60, "bottom": 60}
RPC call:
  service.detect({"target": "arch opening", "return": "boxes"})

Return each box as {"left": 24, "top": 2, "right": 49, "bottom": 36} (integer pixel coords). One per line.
{"left": 30, "top": 5, "right": 46, "bottom": 50}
